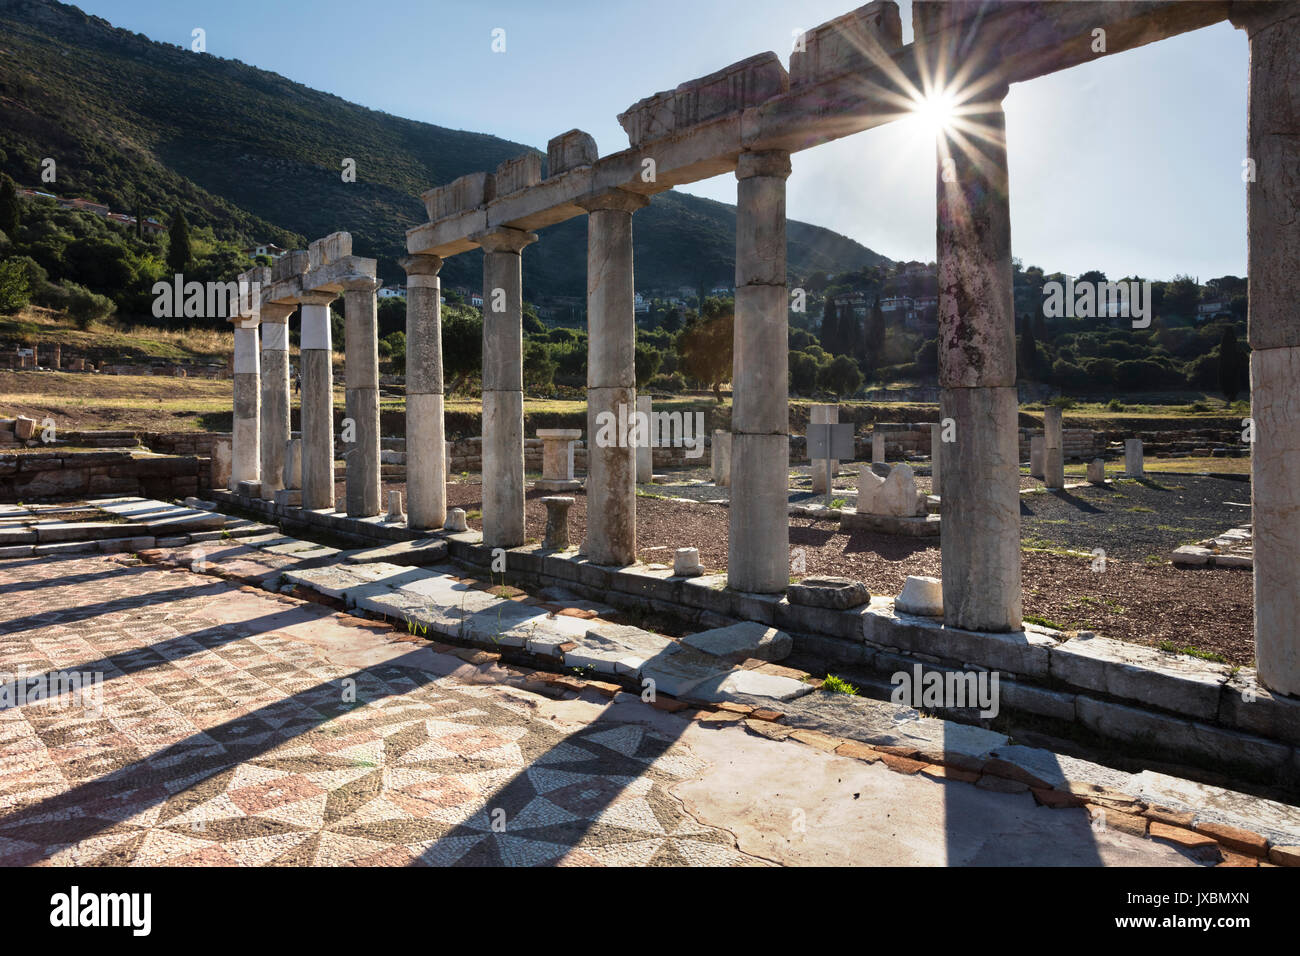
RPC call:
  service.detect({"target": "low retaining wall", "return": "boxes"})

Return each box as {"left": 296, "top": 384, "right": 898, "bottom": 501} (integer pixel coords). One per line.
{"left": 0, "top": 451, "right": 210, "bottom": 502}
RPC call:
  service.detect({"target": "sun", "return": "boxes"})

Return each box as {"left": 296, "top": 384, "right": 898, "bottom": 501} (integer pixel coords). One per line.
{"left": 912, "top": 88, "right": 957, "bottom": 134}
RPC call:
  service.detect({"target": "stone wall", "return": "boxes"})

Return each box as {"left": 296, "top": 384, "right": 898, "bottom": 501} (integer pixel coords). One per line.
{"left": 0, "top": 451, "right": 209, "bottom": 502}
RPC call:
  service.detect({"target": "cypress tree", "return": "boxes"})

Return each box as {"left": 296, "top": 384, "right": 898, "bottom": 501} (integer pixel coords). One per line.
{"left": 167, "top": 209, "right": 191, "bottom": 274}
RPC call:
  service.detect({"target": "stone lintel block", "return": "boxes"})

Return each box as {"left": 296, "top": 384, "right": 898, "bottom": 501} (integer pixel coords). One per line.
{"left": 422, "top": 172, "right": 491, "bottom": 223}
{"left": 790, "top": 2, "right": 904, "bottom": 87}
{"left": 997, "top": 678, "right": 1077, "bottom": 724}
{"left": 1047, "top": 633, "right": 1228, "bottom": 722}
{"left": 618, "top": 51, "right": 788, "bottom": 147}
{"left": 271, "top": 250, "right": 309, "bottom": 282}
{"left": 547, "top": 129, "right": 599, "bottom": 176}
{"left": 725, "top": 587, "right": 781, "bottom": 626}
{"left": 308, "top": 232, "right": 352, "bottom": 271}
{"left": 492, "top": 152, "right": 544, "bottom": 198}
{"left": 773, "top": 599, "right": 862, "bottom": 641}
{"left": 610, "top": 566, "right": 682, "bottom": 604}
{"left": 1220, "top": 672, "right": 1300, "bottom": 746}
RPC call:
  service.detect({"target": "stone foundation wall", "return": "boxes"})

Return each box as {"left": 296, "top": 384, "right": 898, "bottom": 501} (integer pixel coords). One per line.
{"left": 0, "top": 451, "right": 209, "bottom": 502}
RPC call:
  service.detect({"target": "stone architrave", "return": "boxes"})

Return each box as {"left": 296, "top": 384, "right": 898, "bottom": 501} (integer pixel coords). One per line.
{"left": 536, "top": 429, "right": 583, "bottom": 491}
{"left": 402, "top": 253, "right": 447, "bottom": 530}
{"left": 478, "top": 227, "right": 537, "bottom": 548}
{"left": 578, "top": 188, "right": 647, "bottom": 566}
{"left": 728, "top": 150, "right": 792, "bottom": 594}
{"left": 936, "top": 87, "right": 1021, "bottom": 632}
{"left": 1233, "top": 4, "right": 1300, "bottom": 695}
{"left": 811, "top": 404, "right": 839, "bottom": 493}
{"left": 1124, "top": 438, "right": 1144, "bottom": 477}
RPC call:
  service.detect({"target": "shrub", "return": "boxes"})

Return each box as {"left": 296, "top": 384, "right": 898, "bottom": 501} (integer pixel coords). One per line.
{"left": 816, "top": 354, "right": 864, "bottom": 398}
{"left": 64, "top": 282, "right": 116, "bottom": 329}
{"left": 647, "top": 372, "right": 686, "bottom": 393}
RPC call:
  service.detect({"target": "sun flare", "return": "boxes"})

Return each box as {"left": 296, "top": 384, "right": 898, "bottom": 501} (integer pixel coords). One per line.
{"left": 913, "top": 89, "right": 957, "bottom": 134}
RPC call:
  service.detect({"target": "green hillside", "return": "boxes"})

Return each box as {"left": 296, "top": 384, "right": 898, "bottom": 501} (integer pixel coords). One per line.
{"left": 0, "top": 0, "right": 889, "bottom": 301}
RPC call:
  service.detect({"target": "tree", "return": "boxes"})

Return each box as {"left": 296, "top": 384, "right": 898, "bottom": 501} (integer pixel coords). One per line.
{"left": 1219, "top": 325, "right": 1243, "bottom": 403}
{"left": 864, "top": 296, "right": 885, "bottom": 372}
{"left": 662, "top": 306, "right": 682, "bottom": 334}
{"left": 0, "top": 258, "right": 30, "bottom": 313}
{"left": 522, "top": 341, "right": 556, "bottom": 391}
{"left": 1018, "top": 324, "right": 1039, "bottom": 381}
{"left": 816, "top": 354, "right": 863, "bottom": 398}
{"left": 677, "top": 309, "right": 734, "bottom": 402}
{"left": 166, "top": 210, "right": 191, "bottom": 274}
{"left": 634, "top": 343, "right": 663, "bottom": 387}
{"left": 819, "top": 297, "right": 839, "bottom": 354}
{"left": 1163, "top": 274, "right": 1200, "bottom": 319}
{"left": 441, "top": 308, "right": 483, "bottom": 394}
{"left": 0, "top": 174, "right": 19, "bottom": 237}
{"left": 789, "top": 351, "right": 820, "bottom": 396}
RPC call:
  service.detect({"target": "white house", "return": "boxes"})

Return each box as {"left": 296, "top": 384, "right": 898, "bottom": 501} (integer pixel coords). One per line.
{"left": 378, "top": 286, "right": 405, "bottom": 300}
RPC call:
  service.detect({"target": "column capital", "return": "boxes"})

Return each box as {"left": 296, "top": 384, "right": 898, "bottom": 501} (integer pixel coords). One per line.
{"left": 1230, "top": 0, "right": 1298, "bottom": 35}
{"left": 475, "top": 227, "right": 538, "bottom": 254}
{"left": 736, "top": 149, "right": 791, "bottom": 181}
{"left": 260, "top": 302, "right": 295, "bottom": 324}
{"left": 295, "top": 291, "right": 337, "bottom": 308}
{"left": 399, "top": 253, "right": 444, "bottom": 277}
{"left": 340, "top": 276, "right": 382, "bottom": 294}
{"left": 576, "top": 187, "right": 650, "bottom": 215}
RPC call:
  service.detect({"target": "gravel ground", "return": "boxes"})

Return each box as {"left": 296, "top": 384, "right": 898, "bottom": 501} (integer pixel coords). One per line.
{"left": 340, "top": 472, "right": 1254, "bottom": 666}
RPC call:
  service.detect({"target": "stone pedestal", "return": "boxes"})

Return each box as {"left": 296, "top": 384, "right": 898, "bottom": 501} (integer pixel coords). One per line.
{"left": 343, "top": 278, "right": 382, "bottom": 518}
{"left": 259, "top": 304, "right": 293, "bottom": 499}
{"left": 636, "top": 394, "right": 653, "bottom": 483}
{"left": 211, "top": 437, "right": 232, "bottom": 490}
{"left": 1043, "top": 405, "right": 1064, "bottom": 490}
{"left": 299, "top": 295, "right": 336, "bottom": 511}
{"left": 811, "top": 404, "right": 839, "bottom": 492}
{"left": 579, "top": 189, "right": 646, "bottom": 566}
{"left": 536, "top": 428, "right": 583, "bottom": 491}
{"left": 231, "top": 322, "right": 260, "bottom": 491}
{"left": 872, "top": 431, "right": 885, "bottom": 464}
{"left": 541, "top": 496, "right": 575, "bottom": 550}
{"left": 444, "top": 507, "right": 468, "bottom": 533}
{"left": 729, "top": 150, "right": 791, "bottom": 594}
{"left": 936, "top": 90, "right": 1021, "bottom": 632}
{"left": 712, "top": 429, "right": 732, "bottom": 486}
{"left": 1086, "top": 459, "right": 1106, "bottom": 483}
{"left": 1029, "top": 435, "right": 1045, "bottom": 478}
{"left": 674, "top": 547, "right": 702, "bottom": 577}
{"left": 1124, "top": 438, "right": 1144, "bottom": 477}
{"left": 480, "top": 228, "right": 537, "bottom": 548}
{"left": 1235, "top": 3, "right": 1300, "bottom": 696}
{"left": 402, "top": 254, "right": 447, "bottom": 530}
{"left": 386, "top": 490, "right": 404, "bottom": 522}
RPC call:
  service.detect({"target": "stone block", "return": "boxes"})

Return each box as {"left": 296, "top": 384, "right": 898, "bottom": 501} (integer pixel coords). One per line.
{"left": 271, "top": 250, "right": 309, "bottom": 282}
{"left": 681, "top": 621, "right": 793, "bottom": 662}
{"left": 787, "top": 575, "right": 870, "bottom": 609}
{"left": 308, "top": 232, "right": 352, "bottom": 271}
{"left": 790, "top": 2, "right": 904, "bottom": 87}
{"left": 1086, "top": 458, "right": 1106, "bottom": 483}
{"left": 546, "top": 129, "right": 598, "bottom": 175}
{"left": 492, "top": 152, "right": 543, "bottom": 197}
{"left": 421, "top": 171, "right": 491, "bottom": 222}
{"left": 895, "top": 575, "right": 942, "bottom": 616}
{"left": 674, "top": 547, "right": 702, "bottom": 577}
{"left": 617, "top": 52, "right": 787, "bottom": 146}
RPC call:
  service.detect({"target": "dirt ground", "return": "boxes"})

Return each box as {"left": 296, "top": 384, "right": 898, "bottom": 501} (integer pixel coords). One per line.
{"left": 344, "top": 475, "right": 1255, "bottom": 668}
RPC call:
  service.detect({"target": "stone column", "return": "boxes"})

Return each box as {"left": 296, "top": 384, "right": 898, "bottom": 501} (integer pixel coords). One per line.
{"left": 579, "top": 189, "right": 647, "bottom": 565}
{"left": 872, "top": 431, "right": 886, "bottom": 464}
{"left": 298, "top": 292, "right": 337, "bottom": 511}
{"left": 1235, "top": 5, "right": 1300, "bottom": 695}
{"left": 231, "top": 319, "right": 260, "bottom": 490}
{"left": 930, "top": 422, "right": 943, "bottom": 496}
{"left": 936, "top": 88, "right": 1021, "bottom": 632}
{"left": 343, "top": 277, "right": 382, "bottom": 518}
{"left": 729, "top": 150, "right": 791, "bottom": 594}
{"left": 259, "top": 303, "right": 294, "bottom": 499}
{"left": 1124, "top": 438, "right": 1144, "bottom": 477}
{"left": 811, "top": 404, "right": 839, "bottom": 493}
{"left": 402, "top": 254, "right": 447, "bottom": 530}
{"left": 479, "top": 227, "right": 537, "bottom": 548}
{"left": 1043, "top": 405, "right": 1064, "bottom": 490}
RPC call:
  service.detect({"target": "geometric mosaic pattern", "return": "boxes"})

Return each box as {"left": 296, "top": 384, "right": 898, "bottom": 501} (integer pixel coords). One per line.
{"left": 0, "top": 553, "right": 759, "bottom": 866}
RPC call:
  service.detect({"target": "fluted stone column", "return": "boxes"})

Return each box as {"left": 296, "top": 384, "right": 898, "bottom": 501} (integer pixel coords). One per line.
{"left": 936, "top": 88, "right": 1021, "bottom": 632}
{"left": 729, "top": 150, "right": 792, "bottom": 593}
{"left": 231, "top": 319, "right": 260, "bottom": 490}
{"left": 579, "top": 189, "right": 647, "bottom": 566}
{"left": 402, "top": 254, "right": 447, "bottom": 530}
{"left": 299, "top": 292, "right": 337, "bottom": 511}
{"left": 259, "top": 303, "right": 294, "bottom": 499}
{"left": 343, "top": 277, "right": 382, "bottom": 518}
{"left": 1235, "top": 4, "right": 1300, "bottom": 696}
{"left": 479, "top": 227, "right": 537, "bottom": 548}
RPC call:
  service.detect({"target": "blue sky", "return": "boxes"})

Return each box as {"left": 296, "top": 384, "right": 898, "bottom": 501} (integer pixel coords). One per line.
{"left": 75, "top": 0, "right": 1248, "bottom": 280}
